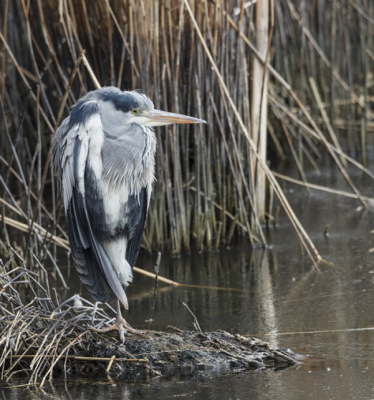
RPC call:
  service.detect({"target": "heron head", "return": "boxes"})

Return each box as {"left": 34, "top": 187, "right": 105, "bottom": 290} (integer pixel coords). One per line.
{"left": 98, "top": 88, "right": 206, "bottom": 127}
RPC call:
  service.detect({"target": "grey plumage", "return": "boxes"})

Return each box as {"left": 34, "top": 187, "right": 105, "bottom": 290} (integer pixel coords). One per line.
{"left": 52, "top": 87, "right": 205, "bottom": 338}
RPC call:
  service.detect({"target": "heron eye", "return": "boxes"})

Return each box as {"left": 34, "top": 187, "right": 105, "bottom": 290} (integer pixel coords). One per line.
{"left": 132, "top": 109, "right": 139, "bottom": 115}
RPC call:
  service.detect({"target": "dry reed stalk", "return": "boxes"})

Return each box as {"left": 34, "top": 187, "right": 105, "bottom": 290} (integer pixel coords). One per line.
{"left": 183, "top": 0, "right": 322, "bottom": 269}
{"left": 251, "top": 0, "right": 270, "bottom": 220}
{"left": 0, "top": 204, "right": 179, "bottom": 285}
{"left": 268, "top": 93, "right": 374, "bottom": 181}
{"left": 285, "top": 0, "right": 374, "bottom": 119}
{"left": 309, "top": 77, "right": 346, "bottom": 166}
{"left": 229, "top": 14, "right": 368, "bottom": 207}
{"left": 0, "top": 32, "right": 54, "bottom": 133}
{"left": 0, "top": 156, "right": 68, "bottom": 240}
{"left": 0, "top": 0, "right": 372, "bottom": 265}
{"left": 279, "top": 119, "right": 310, "bottom": 194}
{"left": 272, "top": 172, "right": 374, "bottom": 202}
{"left": 0, "top": 0, "right": 9, "bottom": 99}
{"left": 0, "top": 214, "right": 70, "bottom": 251}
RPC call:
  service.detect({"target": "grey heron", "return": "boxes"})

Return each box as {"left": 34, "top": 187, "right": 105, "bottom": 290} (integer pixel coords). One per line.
{"left": 52, "top": 87, "right": 205, "bottom": 342}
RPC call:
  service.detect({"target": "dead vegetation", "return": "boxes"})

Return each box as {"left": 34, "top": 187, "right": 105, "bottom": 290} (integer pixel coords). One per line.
{"left": 0, "top": 249, "right": 298, "bottom": 387}
{"left": 0, "top": 0, "right": 373, "bottom": 265}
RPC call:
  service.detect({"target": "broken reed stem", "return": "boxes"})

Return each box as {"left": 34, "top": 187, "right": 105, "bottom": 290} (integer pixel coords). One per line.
{"left": 106, "top": 355, "right": 116, "bottom": 372}
{"left": 133, "top": 266, "right": 178, "bottom": 285}
{"left": 183, "top": 302, "right": 204, "bottom": 336}
{"left": 272, "top": 172, "right": 374, "bottom": 202}
{"left": 148, "top": 252, "right": 161, "bottom": 322}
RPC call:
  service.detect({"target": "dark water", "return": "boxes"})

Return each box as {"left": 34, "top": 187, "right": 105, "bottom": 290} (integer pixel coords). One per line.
{"left": 3, "top": 159, "right": 374, "bottom": 399}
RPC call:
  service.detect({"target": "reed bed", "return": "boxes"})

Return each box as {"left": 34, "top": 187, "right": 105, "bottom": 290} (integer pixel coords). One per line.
{"left": 0, "top": 0, "right": 373, "bottom": 264}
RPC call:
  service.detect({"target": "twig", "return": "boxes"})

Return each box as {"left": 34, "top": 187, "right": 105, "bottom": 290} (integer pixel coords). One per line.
{"left": 183, "top": 302, "right": 204, "bottom": 336}
{"left": 106, "top": 355, "right": 116, "bottom": 372}
{"left": 147, "top": 252, "right": 161, "bottom": 322}
{"left": 272, "top": 172, "right": 374, "bottom": 202}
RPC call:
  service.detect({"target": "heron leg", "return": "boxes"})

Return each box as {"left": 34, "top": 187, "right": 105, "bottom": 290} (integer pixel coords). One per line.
{"left": 91, "top": 300, "right": 144, "bottom": 343}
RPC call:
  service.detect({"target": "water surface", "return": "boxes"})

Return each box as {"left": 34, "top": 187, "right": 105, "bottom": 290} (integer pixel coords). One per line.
{"left": 3, "top": 160, "right": 374, "bottom": 399}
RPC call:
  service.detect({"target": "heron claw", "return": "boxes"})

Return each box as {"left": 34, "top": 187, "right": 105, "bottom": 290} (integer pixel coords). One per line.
{"left": 91, "top": 317, "right": 144, "bottom": 343}
{"left": 91, "top": 300, "right": 144, "bottom": 342}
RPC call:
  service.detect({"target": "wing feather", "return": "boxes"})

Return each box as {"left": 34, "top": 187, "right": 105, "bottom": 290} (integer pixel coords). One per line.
{"left": 52, "top": 105, "right": 130, "bottom": 308}
{"left": 125, "top": 187, "right": 150, "bottom": 267}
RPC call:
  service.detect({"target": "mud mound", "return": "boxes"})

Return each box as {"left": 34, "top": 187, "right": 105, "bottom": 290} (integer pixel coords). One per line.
{"left": 0, "top": 258, "right": 298, "bottom": 387}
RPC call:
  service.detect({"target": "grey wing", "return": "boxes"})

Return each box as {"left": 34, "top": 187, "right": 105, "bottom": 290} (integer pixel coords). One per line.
{"left": 51, "top": 107, "right": 129, "bottom": 308}
{"left": 66, "top": 163, "right": 110, "bottom": 303}
{"left": 125, "top": 186, "right": 150, "bottom": 267}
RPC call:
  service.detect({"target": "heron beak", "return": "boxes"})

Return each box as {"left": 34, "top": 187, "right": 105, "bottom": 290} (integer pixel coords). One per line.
{"left": 144, "top": 109, "right": 206, "bottom": 127}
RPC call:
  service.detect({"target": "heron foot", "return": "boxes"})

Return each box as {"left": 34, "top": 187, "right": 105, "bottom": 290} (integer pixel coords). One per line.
{"left": 91, "top": 300, "right": 145, "bottom": 343}
{"left": 91, "top": 306, "right": 144, "bottom": 343}
{"left": 91, "top": 318, "right": 144, "bottom": 343}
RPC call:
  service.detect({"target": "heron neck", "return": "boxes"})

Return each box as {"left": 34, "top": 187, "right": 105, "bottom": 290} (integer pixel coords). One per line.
{"left": 99, "top": 125, "right": 156, "bottom": 194}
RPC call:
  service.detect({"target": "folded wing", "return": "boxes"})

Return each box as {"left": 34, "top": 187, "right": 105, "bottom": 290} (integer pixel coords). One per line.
{"left": 52, "top": 102, "right": 129, "bottom": 308}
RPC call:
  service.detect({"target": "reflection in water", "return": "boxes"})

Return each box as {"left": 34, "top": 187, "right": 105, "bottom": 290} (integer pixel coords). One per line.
{"left": 4, "top": 162, "right": 374, "bottom": 398}
{"left": 256, "top": 250, "right": 279, "bottom": 347}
